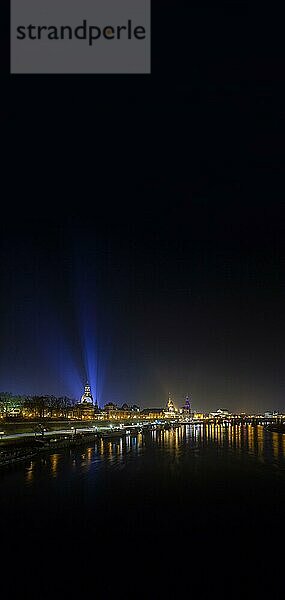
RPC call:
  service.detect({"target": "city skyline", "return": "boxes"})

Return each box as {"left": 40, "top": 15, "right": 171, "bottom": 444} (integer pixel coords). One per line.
{"left": 0, "top": 386, "right": 282, "bottom": 417}
{"left": 1, "top": 384, "right": 283, "bottom": 421}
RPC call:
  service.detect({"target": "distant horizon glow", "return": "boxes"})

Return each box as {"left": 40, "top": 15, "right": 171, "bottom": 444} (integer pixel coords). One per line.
{"left": 1, "top": 202, "right": 284, "bottom": 414}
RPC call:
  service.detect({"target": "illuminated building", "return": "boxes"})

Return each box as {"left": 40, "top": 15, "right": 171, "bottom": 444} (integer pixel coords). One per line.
{"left": 167, "top": 394, "right": 175, "bottom": 413}
{"left": 104, "top": 402, "right": 118, "bottom": 419}
{"left": 80, "top": 382, "right": 93, "bottom": 404}
{"left": 140, "top": 408, "right": 165, "bottom": 420}
{"left": 103, "top": 403, "right": 141, "bottom": 420}
{"left": 5, "top": 407, "right": 22, "bottom": 417}
{"left": 264, "top": 411, "right": 280, "bottom": 418}
{"left": 184, "top": 395, "right": 191, "bottom": 411}
{"left": 193, "top": 412, "right": 205, "bottom": 420}
{"left": 181, "top": 394, "right": 192, "bottom": 418}
{"left": 164, "top": 394, "right": 177, "bottom": 418}
{"left": 210, "top": 409, "right": 229, "bottom": 418}
{"left": 72, "top": 382, "right": 95, "bottom": 419}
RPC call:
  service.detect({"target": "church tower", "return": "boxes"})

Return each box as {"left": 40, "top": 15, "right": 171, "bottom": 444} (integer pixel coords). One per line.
{"left": 80, "top": 381, "right": 94, "bottom": 404}
{"left": 182, "top": 394, "right": 192, "bottom": 419}
{"left": 184, "top": 395, "right": 191, "bottom": 413}
{"left": 167, "top": 393, "right": 175, "bottom": 413}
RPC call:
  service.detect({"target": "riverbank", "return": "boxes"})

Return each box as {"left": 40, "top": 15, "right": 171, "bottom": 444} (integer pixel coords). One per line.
{"left": 0, "top": 431, "right": 98, "bottom": 468}
{"left": 0, "top": 419, "right": 106, "bottom": 436}
{"left": 0, "top": 422, "right": 168, "bottom": 468}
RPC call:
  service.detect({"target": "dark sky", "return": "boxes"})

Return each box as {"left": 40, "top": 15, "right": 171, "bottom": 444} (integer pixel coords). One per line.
{"left": 3, "top": 2, "right": 285, "bottom": 413}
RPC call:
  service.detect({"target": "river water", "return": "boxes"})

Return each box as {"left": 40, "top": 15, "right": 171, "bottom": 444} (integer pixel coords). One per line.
{"left": 1, "top": 424, "right": 284, "bottom": 596}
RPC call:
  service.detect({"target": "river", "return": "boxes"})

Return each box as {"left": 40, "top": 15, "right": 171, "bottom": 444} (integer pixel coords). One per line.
{"left": 1, "top": 423, "right": 284, "bottom": 596}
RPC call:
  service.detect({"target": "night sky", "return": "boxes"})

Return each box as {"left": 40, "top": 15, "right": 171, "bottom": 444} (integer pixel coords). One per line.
{"left": 4, "top": 2, "right": 285, "bottom": 413}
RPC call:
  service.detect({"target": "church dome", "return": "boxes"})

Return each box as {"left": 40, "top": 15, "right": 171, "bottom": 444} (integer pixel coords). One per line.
{"left": 80, "top": 382, "right": 93, "bottom": 404}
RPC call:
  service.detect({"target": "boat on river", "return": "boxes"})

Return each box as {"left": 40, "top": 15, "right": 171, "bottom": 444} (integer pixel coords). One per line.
{"left": 98, "top": 429, "right": 126, "bottom": 439}
{"left": 266, "top": 423, "right": 285, "bottom": 434}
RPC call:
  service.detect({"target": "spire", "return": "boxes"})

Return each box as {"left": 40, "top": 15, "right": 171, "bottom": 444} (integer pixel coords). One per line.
{"left": 184, "top": 394, "right": 191, "bottom": 414}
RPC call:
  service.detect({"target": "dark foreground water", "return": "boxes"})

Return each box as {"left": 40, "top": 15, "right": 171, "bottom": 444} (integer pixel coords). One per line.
{"left": 1, "top": 424, "right": 284, "bottom": 597}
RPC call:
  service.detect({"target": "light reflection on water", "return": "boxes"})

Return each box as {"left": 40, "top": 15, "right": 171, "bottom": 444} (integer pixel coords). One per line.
{"left": 3, "top": 422, "right": 283, "bottom": 598}
{"left": 24, "top": 424, "right": 285, "bottom": 483}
